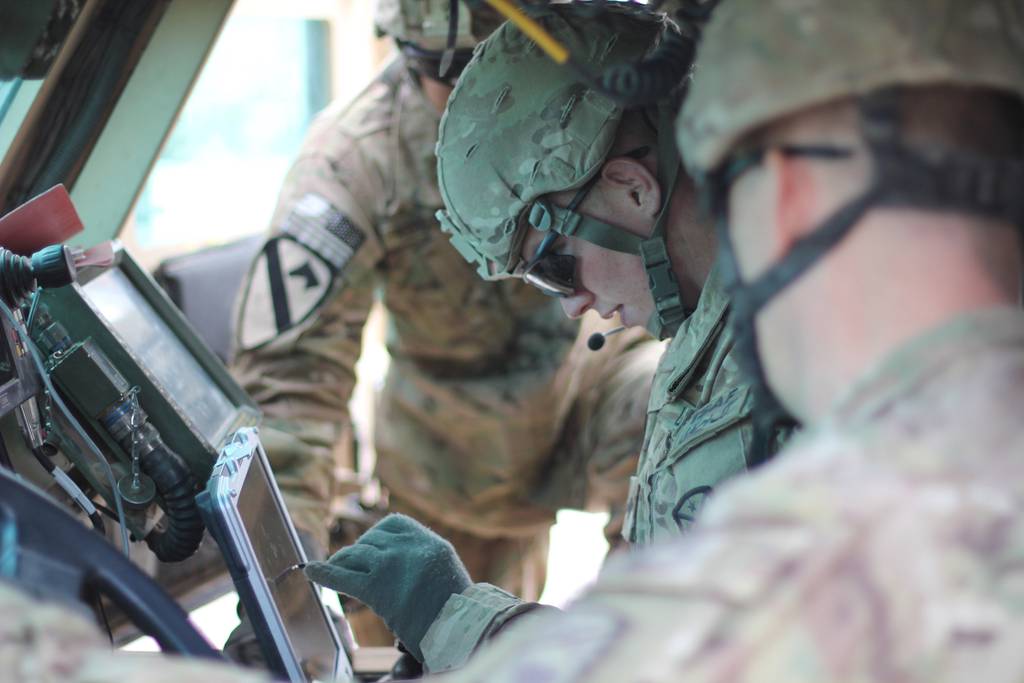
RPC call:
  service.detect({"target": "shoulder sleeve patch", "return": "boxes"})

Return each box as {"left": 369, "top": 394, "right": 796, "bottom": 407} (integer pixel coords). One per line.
{"left": 237, "top": 194, "right": 368, "bottom": 350}
{"left": 237, "top": 236, "right": 337, "bottom": 350}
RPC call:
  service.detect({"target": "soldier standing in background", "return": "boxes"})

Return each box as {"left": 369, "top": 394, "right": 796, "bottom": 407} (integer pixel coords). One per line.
{"left": 307, "top": 1, "right": 1024, "bottom": 680}
{"left": 230, "top": 0, "right": 661, "bottom": 646}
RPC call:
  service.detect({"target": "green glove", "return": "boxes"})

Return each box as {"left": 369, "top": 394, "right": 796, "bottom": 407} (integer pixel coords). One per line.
{"left": 304, "top": 513, "right": 471, "bottom": 662}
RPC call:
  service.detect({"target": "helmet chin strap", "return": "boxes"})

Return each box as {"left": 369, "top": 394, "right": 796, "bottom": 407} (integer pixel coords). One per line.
{"left": 439, "top": 0, "right": 460, "bottom": 79}
{"left": 713, "top": 221, "right": 798, "bottom": 467}
{"left": 528, "top": 103, "right": 689, "bottom": 340}
{"left": 641, "top": 104, "right": 687, "bottom": 339}
{"left": 708, "top": 88, "right": 1024, "bottom": 437}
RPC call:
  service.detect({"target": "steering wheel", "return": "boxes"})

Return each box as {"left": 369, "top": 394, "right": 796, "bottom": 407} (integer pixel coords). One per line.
{"left": 0, "top": 465, "right": 220, "bottom": 657}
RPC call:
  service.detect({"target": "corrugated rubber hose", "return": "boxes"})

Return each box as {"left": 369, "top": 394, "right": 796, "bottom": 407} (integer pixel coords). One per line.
{"left": 139, "top": 440, "right": 204, "bottom": 563}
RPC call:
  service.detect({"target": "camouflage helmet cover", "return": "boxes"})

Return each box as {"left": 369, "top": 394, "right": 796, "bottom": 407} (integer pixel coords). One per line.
{"left": 436, "top": 5, "right": 666, "bottom": 279}
{"left": 678, "top": 0, "right": 1024, "bottom": 175}
{"left": 373, "top": 0, "right": 500, "bottom": 51}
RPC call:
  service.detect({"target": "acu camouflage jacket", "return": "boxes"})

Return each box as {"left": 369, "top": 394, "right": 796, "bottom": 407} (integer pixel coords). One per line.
{"left": 419, "top": 266, "right": 768, "bottom": 672}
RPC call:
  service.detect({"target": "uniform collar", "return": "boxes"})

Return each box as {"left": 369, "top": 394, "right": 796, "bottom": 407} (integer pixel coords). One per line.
{"left": 397, "top": 56, "right": 442, "bottom": 126}
{"left": 662, "top": 263, "right": 731, "bottom": 398}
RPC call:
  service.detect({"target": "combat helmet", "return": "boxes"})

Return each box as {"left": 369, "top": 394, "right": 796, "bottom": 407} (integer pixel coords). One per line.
{"left": 680, "top": 0, "right": 1024, "bottom": 176}
{"left": 677, "top": 0, "right": 1024, "bottom": 419}
{"left": 374, "top": 0, "right": 503, "bottom": 83}
{"left": 436, "top": 4, "right": 690, "bottom": 339}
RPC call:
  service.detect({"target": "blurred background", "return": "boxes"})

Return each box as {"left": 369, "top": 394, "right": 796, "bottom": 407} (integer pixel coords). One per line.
{"left": 119, "top": 0, "right": 388, "bottom": 268}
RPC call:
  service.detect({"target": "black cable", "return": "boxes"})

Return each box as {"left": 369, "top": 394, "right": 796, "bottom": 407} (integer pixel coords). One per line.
{"left": 0, "top": 300, "right": 131, "bottom": 554}
{"left": 30, "top": 443, "right": 106, "bottom": 534}
{"left": 0, "top": 250, "right": 37, "bottom": 307}
{"left": 93, "top": 501, "right": 120, "bottom": 522}
{"left": 94, "top": 592, "right": 114, "bottom": 644}
{"left": 139, "top": 437, "right": 203, "bottom": 562}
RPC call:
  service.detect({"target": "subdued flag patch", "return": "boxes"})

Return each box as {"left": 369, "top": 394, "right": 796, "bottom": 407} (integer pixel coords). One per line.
{"left": 281, "top": 193, "right": 364, "bottom": 272}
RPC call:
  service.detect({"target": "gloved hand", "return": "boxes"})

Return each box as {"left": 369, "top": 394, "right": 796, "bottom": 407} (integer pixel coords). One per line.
{"left": 304, "top": 513, "right": 471, "bottom": 663}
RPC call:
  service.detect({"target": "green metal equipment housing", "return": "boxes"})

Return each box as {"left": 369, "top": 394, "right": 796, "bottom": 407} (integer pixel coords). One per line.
{"left": 33, "top": 242, "right": 259, "bottom": 534}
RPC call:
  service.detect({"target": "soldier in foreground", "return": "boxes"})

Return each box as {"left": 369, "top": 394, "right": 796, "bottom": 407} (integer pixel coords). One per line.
{"left": 305, "top": 0, "right": 1024, "bottom": 680}
{"left": 303, "top": 3, "right": 780, "bottom": 672}
{"left": 0, "top": 582, "right": 267, "bottom": 683}
{"left": 230, "top": 0, "right": 661, "bottom": 645}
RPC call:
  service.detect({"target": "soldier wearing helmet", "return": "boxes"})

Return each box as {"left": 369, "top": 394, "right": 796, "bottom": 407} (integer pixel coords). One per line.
{"left": 429, "top": 3, "right": 778, "bottom": 548}
{"left": 325, "top": 0, "right": 1024, "bottom": 680}
{"left": 301, "top": 3, "right": 783, "bottom": 673}
{"left": 373, "top": 0, "right": 490, "bottom": 86}
{"left": 305, "top": 1, "right": 1024, "bottom": 681}
{"left": 15, "top": 1, "right": 1024, "bottom": 680}
{"left": 230, "top": 0, "right": 662, "bottom": 649}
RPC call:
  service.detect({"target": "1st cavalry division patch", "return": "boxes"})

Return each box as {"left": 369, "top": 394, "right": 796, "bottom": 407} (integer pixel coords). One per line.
{"left": 238, "top": 193, "right": 364, "bottom": 349}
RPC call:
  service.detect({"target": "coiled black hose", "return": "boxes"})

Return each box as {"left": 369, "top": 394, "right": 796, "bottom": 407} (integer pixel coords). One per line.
{"left": 138, "top": 435, "right": 204, "bottom": 563}
{"left": 102, "top": 398, "right": 205, "bottom": 563}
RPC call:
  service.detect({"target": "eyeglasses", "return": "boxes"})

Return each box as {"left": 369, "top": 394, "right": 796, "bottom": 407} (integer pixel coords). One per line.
{"left": 520, "top": 231, "right": 577, "bottom": 298}
{"left": 721, "top": 144, "right": 854, "bottom": 187}
{"left": 516, "top": 147, "right": 653, "bottom": 297}
{"left": 705, "top": 143, "right": 855, "bottom": 221}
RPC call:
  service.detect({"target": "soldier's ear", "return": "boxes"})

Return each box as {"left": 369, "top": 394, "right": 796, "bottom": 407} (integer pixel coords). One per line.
{"left": 600, "top": 158, "right": 662, "bottom": 220}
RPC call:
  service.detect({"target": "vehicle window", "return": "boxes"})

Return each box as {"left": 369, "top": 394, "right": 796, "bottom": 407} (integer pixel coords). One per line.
{"left": 0, "top": 79, "right": 23, "bottom": 127}
{"left": 0, "top": 0, "right": 87, "bottom": 168}
{"left": 121, "top": 15, "right": 336, "bottom": 268}
{"left": 0, "top": 78, "right": 44, "bottom": 163}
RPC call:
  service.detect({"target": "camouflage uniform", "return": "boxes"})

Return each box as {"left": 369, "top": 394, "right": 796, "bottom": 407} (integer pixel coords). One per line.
{"left": 0, "top": 581, "right": 266, "bottom": 683}
{"left": 433, "top": 5, "right": 769, "bottom": 547}
{"left": 422, "top": 307, "right": 1024, "bottom": 682}
{"left": 15, "top": 314, "right": 1024, "bottom": 683}
{"left": 231, "top": 57, "right": 659, "bottom": 613}
{"left": 415, "top": 7, "right": 771, "bottom": 669}
{"left": 622, "top": 266, "right": 754, "bottom": 545}
{"left": 416, "top": 265, "right": 760, "bottom": 671}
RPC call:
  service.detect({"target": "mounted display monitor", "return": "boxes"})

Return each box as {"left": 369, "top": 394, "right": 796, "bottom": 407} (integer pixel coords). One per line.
{"left": 81, "top": 266, "right": 237, "bottom": 443}
{"left": 36, "top": 241, "right": 259, "bottom": 482}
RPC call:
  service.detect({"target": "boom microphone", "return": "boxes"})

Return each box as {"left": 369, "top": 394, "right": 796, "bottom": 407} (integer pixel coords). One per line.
{"left": 587, "top": 326, "right": 626, "bottom": 351}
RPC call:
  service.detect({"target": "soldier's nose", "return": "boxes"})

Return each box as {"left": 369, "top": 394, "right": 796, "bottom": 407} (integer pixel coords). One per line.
{"left": 560, "top": 292, "right": 594, "bottom": 320}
